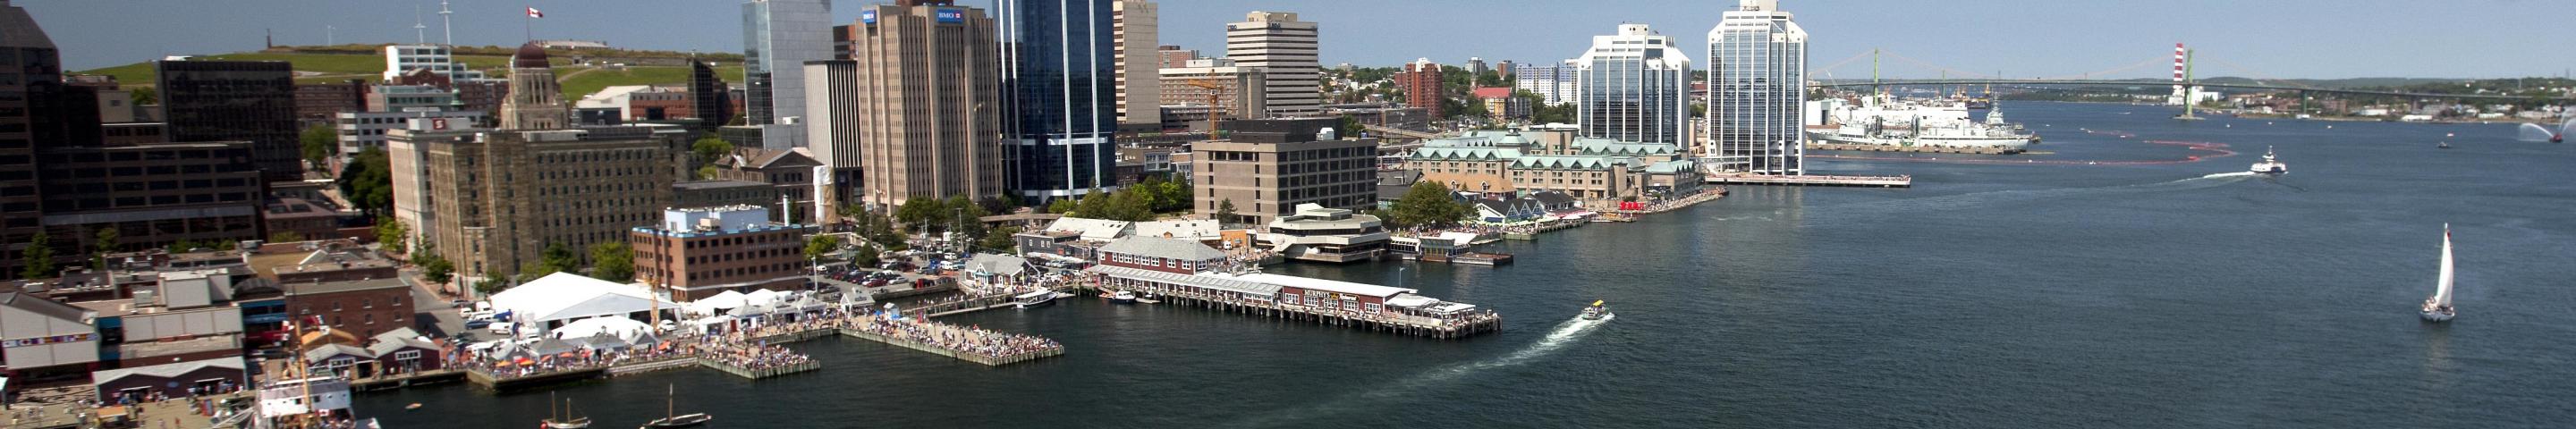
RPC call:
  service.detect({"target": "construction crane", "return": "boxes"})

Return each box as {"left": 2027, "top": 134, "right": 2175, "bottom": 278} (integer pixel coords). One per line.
{"left": 1181, "top": 78, "right": 1233, "bottom": 137}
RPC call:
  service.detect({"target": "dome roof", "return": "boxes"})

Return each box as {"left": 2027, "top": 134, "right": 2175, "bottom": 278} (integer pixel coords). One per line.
{"left": 513, "top": 42, "right": 548, "bottom": 68}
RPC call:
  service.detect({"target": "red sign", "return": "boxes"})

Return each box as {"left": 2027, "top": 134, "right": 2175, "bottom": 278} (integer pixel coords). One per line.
{"left": 430, "top": 118, "right": 450, "bottom": 130}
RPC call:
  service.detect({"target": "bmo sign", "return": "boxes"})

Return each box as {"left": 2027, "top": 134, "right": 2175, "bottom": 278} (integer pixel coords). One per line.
{"left": 935, "top": 8, "right": 964, "bottom": 23}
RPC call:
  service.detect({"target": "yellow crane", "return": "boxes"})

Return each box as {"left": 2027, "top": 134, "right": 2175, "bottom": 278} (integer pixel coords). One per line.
{"left": 1181, "top": 78, "right": 1233, "bottom": 137}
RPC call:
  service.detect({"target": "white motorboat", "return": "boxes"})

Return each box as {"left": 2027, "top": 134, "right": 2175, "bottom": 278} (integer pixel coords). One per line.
{"left": 2420, "top": 224, "right": 2457, "bottom": 323}
{"left": 1580, "top": 300, "right": 1611, "bottom": 321}
{"left": 1013, "top": 290, "right": 1056, "bottom": 309}
{"left": 1110, "top": 290, "right": 1137, "bottom": 304}
{"left": 2249, "top": 147, "right": 2287, "bottom": 174}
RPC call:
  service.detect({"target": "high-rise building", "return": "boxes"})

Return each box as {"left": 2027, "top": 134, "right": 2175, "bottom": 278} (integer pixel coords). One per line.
{"left": 1158, "top": 58, "right": 1267, "bottom": 128}
{"left": 380, "top": 44, "right": 488, "bottom": 82}
{"left": 1112, "top": 0, "right": 1161, "bottom": 129}
{"left": 1156, "top": 45, "right": 1197, "bottom": 69}
{"left": 999, "top": 0, "right": 1119, "bottom": 203}
{"left": 391, "top": 43, "right": 686, "bottom": 282}
{"left": 1572, "top": 24, "right": 1690, "bottom": 146}
{"left": 1191, "top": 118, "right": 1377, "bottom": 225}
{"left": 690, "top": 61, "right": 734, "bottom": 130}
{"left": 1496, "top": 60, "right": 1516, "bottom": 77}
{"left": 2, "top": 0, "right": 64, "bottom": 273}
{"left": 741, "top": 0, "right": 833, "bottom": 128}
{"left": 1396, "top": 58, "right": 1445, "bottom": 118}
{"left": 816, "top": 1, "right": 1004, "bottom": 208}
{"left": 1465, "top": 57, "right": 1487, "bottom": 76}
{"left": 1513, "top": 62, "right": 1580, "bottom": 107}
{"left": 157, "top": 59, "right": 301, "bottom": 181}
{"left": 1225, "top": 11, "right": 1319, "bottom": 117}
{"left": 1707, "top": 0, "right": 1808, "bottom": 174}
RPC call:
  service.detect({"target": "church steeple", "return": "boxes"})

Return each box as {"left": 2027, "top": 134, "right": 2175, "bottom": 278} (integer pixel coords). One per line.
{"left": 500, "top": 41, "right": 569, "bottom": 130}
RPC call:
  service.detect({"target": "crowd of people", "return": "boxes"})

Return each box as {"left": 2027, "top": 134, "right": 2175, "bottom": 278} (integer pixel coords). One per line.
{"left": 842, "top": 312, "right": 1063, "bottom": 359}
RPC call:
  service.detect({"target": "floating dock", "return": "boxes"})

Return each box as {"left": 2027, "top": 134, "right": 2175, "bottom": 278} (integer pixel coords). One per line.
{"left": 1704, "top": 173, "right": 1911, "bottom": 188}
{"left": 1451, "top": 253, "right": 1513, "bottom": 265}
{"left": 1810, "top": 143, "right": 2023, "bottom": 155}
{"left": 838, "top": 329, "right": 1063, "bottom": 366}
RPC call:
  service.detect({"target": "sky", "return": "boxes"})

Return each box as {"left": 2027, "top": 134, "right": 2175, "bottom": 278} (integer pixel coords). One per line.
{"left": 21, "top": 0, "right": 2572, "bottom": 80}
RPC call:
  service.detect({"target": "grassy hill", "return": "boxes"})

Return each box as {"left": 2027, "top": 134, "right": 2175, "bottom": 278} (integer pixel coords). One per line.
{"left": 73, "top": 46, "right": 741, "bottom": 99}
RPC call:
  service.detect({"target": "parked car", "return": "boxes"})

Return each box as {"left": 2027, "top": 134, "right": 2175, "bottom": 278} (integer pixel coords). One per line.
{"left": 464, "top": 319, "right": 494, "bottom": 329}
{"left": 488, "top": 322, "right": 515, "bottom": 335}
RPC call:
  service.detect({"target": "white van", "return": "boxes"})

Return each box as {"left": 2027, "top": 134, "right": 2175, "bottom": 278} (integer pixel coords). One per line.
{"left": 488, "top": 322, "right": 515, "bottom": 335}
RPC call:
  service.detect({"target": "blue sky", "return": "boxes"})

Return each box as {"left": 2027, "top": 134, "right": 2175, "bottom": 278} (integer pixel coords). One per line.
{"left": 23, "top": 0, "right": 2571, "bottom": 80}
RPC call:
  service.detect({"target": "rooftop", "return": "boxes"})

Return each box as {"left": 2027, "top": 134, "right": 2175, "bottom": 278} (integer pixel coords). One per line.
{"left": 1097, "top": 236, "right": 1229, "bottom": 262}
{"left": 91, "top": 357, "right": 246, "bottom": 385}
{"left": 284, "top": 278, "right": 410, "bottom": 296}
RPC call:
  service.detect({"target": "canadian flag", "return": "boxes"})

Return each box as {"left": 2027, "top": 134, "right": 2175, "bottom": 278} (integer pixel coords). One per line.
{"left": 526, "top": 7, "right": 543, "bottom": 18}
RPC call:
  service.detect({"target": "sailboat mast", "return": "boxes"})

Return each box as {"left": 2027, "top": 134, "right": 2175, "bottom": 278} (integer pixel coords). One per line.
{"left": 2436, "top": 225, "right": 2454, "bottom": 307}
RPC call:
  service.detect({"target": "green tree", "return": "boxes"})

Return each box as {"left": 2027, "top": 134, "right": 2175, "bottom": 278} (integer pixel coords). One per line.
{"left": 805, "top": 234, "right": 841, "bottom": 262}
{"left": 128, "top": 87, "right": 157, "bottom": 105}
{"left": 691, "top": 136, "right": 733, "bottom": 164}
{"left": 92, "top": 226, "right": 119, "bottom": 264}
{"left": 299, "top": 124, "right": 336, "bottom": 166}
{"left": 588, "top": 241, "right": 635, "bottom": 282}
{"left": 975, "top": 196, "right": 1018, "bottom": 215}
{"left": 894, "top": 198, "right": 947, "bottom": 229}
{"left": 979, "top": 226, "right": 1020, "bottom": 253}
{"left": 1389, "top": 181, "right": 1469, "bottom": 228}
{"left": 165, "top": 240, "right": 205, "bottom": 253}
{"left": 695, "top": 164, "right": 720, "bottom": 181}
{"left": 1072, "top": 189, "right": 1107, "bottom": 219}
{"left": 373, "top": 217, "right": 408, "bottom": 255}
{"left": 1046, "top": 198, "right": 1077, "bottom": 214}
{"left": 267, "top": 231, "right": 306, "bottom": 243}
{"left": 337, "top": 147, "right": 394, "bottom": 216}
{"left": 1337, "top": 115, "right": 1365, "bottom": 139}
{"left": 849, "top": 247, "right": 880, "bottom": 268}
{"left": 1216, "top": 198, "right": 1239, "bottom": 224}
{"left": 21, "top": 231, "right": 55, "bottom": 279}
{"left": 474, "top": 278, "right": 507, "bottom": 295}
{"left": 418, "top": 249, "right": 454, "bottom": 286}
{"left": 541, "top": 242, "right": 580, "bottom": 273}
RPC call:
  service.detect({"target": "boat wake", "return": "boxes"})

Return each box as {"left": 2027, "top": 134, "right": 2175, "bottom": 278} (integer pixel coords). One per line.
{"left": 1236, "top": 315, "right": 1612, "bottom": 426}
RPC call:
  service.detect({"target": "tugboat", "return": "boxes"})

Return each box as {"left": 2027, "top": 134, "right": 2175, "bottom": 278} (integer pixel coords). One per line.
{"left": 2420, "top": 224, "right": 2458, "bottom": 323}
{"left": 2248, "top": 147, "right": 2287, "bottom": 175}
{"left": 1580, "top": 300, "right": 1611, "bottom": 320}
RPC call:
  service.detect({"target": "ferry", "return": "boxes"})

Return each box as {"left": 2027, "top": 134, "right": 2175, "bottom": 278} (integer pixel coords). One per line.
{"left": 2249, "top": 147, "right": 2287, "bottom": 174}
{"left": 1581, "top": 300, "right": 1611, "bottom": 320}
{"left": 1013, "top": 290, "right": 1057, "bottom": 309}
{"left": 1809, "top": 93, "right": 2036, "bottom": 150}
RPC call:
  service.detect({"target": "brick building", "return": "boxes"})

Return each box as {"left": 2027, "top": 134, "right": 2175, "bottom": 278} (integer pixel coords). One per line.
{"left": 630, "top": 206, "right": 816, "bottom": 301}
{"left": 282, "top": 278, "right": 411, "bottom": 339}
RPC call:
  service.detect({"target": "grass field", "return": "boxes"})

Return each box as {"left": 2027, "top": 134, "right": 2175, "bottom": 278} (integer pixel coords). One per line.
{"left": 77, "top": 52, "right": 580, "bottom": 87}
{"left": 555, "top": 65, "right": 746, "bottom": 99}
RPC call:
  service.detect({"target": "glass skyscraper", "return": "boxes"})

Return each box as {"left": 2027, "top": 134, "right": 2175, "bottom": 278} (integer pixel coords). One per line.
{"left": 1707, "top": 0, "right": 1809, "bottom": 175}
{"left": 1572, "top": 24, "right": 1691, "bottom": 146}
{"left": 998, "top": 0, "right": 1118, "bottom": 203}
{"left": 741, "top": 0, "right": 831, "bottom": 127}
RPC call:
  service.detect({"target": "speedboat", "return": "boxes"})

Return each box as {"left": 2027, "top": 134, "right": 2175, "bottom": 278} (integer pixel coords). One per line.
{"left": 1110, "top": 290, "right": 1137, "bottom": 304}
{"left": 1580, "top": 300, "right": 1611, "bottom": 320}
{"left": 2249, "top": 147, "right": 2287, "bottom": 174}
{"left": 2420, "top": 224, "right": 2457, "bottom": 323}
{"left": 2436, "top": 142, "right": 2452, "bottom": 149}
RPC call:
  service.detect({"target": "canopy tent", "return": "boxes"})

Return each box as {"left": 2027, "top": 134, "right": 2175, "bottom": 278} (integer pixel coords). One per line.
{"left": 741, "top": 289, "right": 786, "bottom": 307}
{"left": 549, "top": 316, "right": 652, "bottom": 341}
{"left": 691, "top": 290, "right": 749, "bottom": 312}
{"left": 488, "top": 273, "right": 678, "bottom": 331}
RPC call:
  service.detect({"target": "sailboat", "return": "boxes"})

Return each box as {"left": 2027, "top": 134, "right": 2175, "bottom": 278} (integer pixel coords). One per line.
{"left": 640, "top": 383, "right": 712, "bottom": 428}
{"left": 2419, "top": 224, "right": 2457, "bottom": 323}
{"left": 543, "top": 392, "right": 592, "bottom": 429}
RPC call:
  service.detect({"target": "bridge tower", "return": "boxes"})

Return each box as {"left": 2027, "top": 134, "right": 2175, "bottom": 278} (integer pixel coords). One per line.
{"left": 2167, "top": 43, "right": 2188, "bottom": 105}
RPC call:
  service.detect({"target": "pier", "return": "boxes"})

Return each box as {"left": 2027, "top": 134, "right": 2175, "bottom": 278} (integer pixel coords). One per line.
{"left": 1081, "top": 266, "right": 1504, "bottom": 340}
{"left": 1809, "top": 142, "right": 2023, "bottom": 155}
{"left": 1704, "top": 172, "right": 1911, "bottom": 188}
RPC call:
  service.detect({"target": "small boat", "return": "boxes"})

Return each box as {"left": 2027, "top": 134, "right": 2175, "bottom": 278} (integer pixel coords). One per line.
{"left": 1580, "top": 300, "right": 1611, "bottom": 320}
{"left": 640, "top": 384, "right": 712, "bottom": 428}
{"left": 2419, "top": 224, "right": 2457, "bottom": 323}
{"left": 1013, "top": 290, "right": 1056, "bottom": 309}
{"left": 404, "top": 403, "right": 422, "bottom": 411}
{"left": 1110, "top": 290, "right": 1137, "bottom": 304}
{"left": 2249, "top": 146, "right": 2287, "bottom": 175}
{"left": 2436, "top": 142, "right": 2451, "bottom": 149}
{"left": 544, "top": 393, "right": 592, "bottom": 429}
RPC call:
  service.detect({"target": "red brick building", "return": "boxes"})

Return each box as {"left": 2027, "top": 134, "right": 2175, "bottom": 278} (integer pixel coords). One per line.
{"left": 282, "top": 278, "right": 411, "bottom": 339}
{"left": 1395, "top": 58, "right": 1445, "bottom": 118}
{"left": 631, "top": 206, "right": 817, "bottom": 301}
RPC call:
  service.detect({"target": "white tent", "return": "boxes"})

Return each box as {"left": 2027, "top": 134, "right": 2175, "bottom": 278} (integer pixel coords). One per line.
{"left": 489, "top": 273, "right": 677, "bottom": 331}
{"left": 550, "top": 316, "right": 652, "bottom": 341}
{"left": 741, "top": 289, "right": 786, "bottom": 307}
{"left": 686, "top": 290, "right": 750, "bottom": 315}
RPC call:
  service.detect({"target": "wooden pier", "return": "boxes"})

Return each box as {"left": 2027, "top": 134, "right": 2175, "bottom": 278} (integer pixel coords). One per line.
{"left": 1810, "top": 143, "right": 2023, "bottom": 155}
{"left": 1704, "top": 173, "right": 1911, "bottom": 188}
{"left": 837, "top": 329, "right": 1063, "bottom": 366}
{"left": 1081, "top": 282, "right": 1502, "bottom": 340}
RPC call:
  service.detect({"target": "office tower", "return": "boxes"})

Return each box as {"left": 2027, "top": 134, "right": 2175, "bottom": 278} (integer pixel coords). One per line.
{"left": 1572, "top": 24, "right": 1690, "bottom": 145}
{"left": 1707, "top": 0, "right": 1809, "bottom": 174}
{"left": 816, "top": 1, "right": 1004, "bottom": 208}
{"left": 691, "top": 60, "right": 733, "bottom": 129}
{"left": 157, "top": 59, "right": 300, "bottom": 181}
{"left": 999, "top": 0, "right": 1118, "bottom": 203}
{"left": 1112, "top": 1, "right": 1161, "bottom": 129}
{"left": 1513, "top": 62, "right": 1580, "bottom": 106}
{"left": 741, "top": 0, "right": 833, "bottom": 127}
{"left": 1225, "top": 11, "right": 1319, "bottom": 117}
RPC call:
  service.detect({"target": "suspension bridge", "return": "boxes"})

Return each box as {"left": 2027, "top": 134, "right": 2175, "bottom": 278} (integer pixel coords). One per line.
{"left": 1802, "top": 46, "right": 2570, "bottom": 101}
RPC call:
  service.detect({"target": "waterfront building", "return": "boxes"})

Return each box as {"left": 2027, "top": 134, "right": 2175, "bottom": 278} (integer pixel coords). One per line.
{"left": 1158, "top": 58, "right": 1269, "bottom": 129}
{"left": 1012, "top": 216, "right": 1132, "bottom": 260}
{"left": 1395, "top": 58, "right": 1445, "bottom": 118}
{"left": 1000, "top": 0, "right": 1120, "bottom": 203}
{"left": 157, "top": 58, "right": 301, "bottom": 182}
{"left": 0, "top": 292, "right": 102, "bottom": 377}
{"left": 631, "top": 206, "right": 817, "bottom": 301}
{"left": 741, "top": 0, "right": 833, "bottom": 129}
{"left": 281, "top": 278, "right": 411, "bottom": 339}
{"left": 335, "top": 110, "right": 485, "bottom": 163}
{"left": 673, "top": 180, "right": 775, "bottom": 210}
{"left": 92, "top": 357, "right": 246, "bottom": 403}
{"left": 816, "top": 1, "right": 1004, "bottom": 209}
{"left": 1257, "top": 203, "right": 1390, "bottom": 263}
{"left": 1405, "top": 130, "right": 1698, "bottom": 206}
{"left": 1190, "top": 118, "right": 1377, "bottom": 225}
{"left": 389, "top": 42, "right": 685, "bottom": 282}
{"left": 709, "top": 147, "right": 823, "bottom": 223}
{"left": 379, "top": 44, "right": 489, "bottom": 82}
{"left": 1513, "top": 62, "right": 1579, "bottom": 107}
{"left": 1080, "top": 236, "right": 1487, "bottom": 328}
{"left": 1572, "top": 24, "right": 1691, "bottom": 146}
{"left": 1113, "top": 0, "right": 1162, "bottom": 129}
{"left": 1707, "top": 0, "right": 1809, "bottom": 174}
{"left": 1224, "top": 11, "right": 1321, "bottom": 117}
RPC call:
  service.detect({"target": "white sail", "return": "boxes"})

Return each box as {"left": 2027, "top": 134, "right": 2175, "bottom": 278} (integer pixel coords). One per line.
{"left": 2435, "top": 224, "right": 2454, "bottom": 307}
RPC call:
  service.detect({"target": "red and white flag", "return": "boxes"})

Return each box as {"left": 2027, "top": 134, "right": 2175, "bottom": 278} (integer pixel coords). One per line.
{"left": 526, "top": 7, "right": 544, "bottom": 18}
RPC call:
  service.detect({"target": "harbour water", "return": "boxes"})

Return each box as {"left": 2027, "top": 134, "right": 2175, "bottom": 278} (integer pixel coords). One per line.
{"left": 356, "top": 102, "right": 2576, "bottom": 427}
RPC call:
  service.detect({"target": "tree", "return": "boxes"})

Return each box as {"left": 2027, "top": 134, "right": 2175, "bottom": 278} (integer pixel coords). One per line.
{"left": 300, "top": 124, "right": 336, "bottom": 166}
{"left": 1072, "top": 189, "right": 1107, "bottom": 219}
{"left": 165, "top": 240, "right": 206, "bottom": 253}
{"left": 337, "top": 147, "right": 394, "bottom": 216}
{"left": 979, "top": 226, "right": 1020, "bottom": 253}
{"left": 128, "top": 87, "right": 157, "bottom": 105}
{"left": 589, "top": 242, "right": 635, "bottom": 282}
{"left": 93, "top": 226, "right": 119, "bottom": 256}
{"left": 1337, "top": 115, "right": 1365, "bottom": 139}
{"left": 1389, "top": 181, "right": 1469, "bottom": 228}
{"left": 976, "top": 196, "right": 1018, "bottom": 215}
{"left": 20, "top": 231, "right": 55, "bottom": 279}
{"left": 541, "top": 242, "right": 580, "bottom": 273}
{"left": 418, "top": 249, "right": 454, "bottom": 286}
{"left": 1046, "top": 198, "right": 1077, "bottom": 214}
{"left": 1216, "top": 198, "right": 1239, "bottom": 224}
{"left": 267, "top": 231, "right": 306, "bottom": 243}
{"left": 691, "top": 135, "right": 733, "bottom": 164}
{"left": 805, "top": 234, "right": 841, "bottom": 262}
{"left": 373, "top": 217, "right": 408, "bottom": 255}
{"left": 894, "top": 198, "right": 946, "bottom": 229}
{"left": 849, "top": 247, "right": 880, "bottom": 268}
{"left": 474, "top": 278, "right": 507, "bottom": 295}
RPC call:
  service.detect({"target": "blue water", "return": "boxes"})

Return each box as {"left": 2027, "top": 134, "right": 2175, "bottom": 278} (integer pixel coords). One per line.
{"left": 360, "top": 103, "right": 2576, "bottom": 428}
